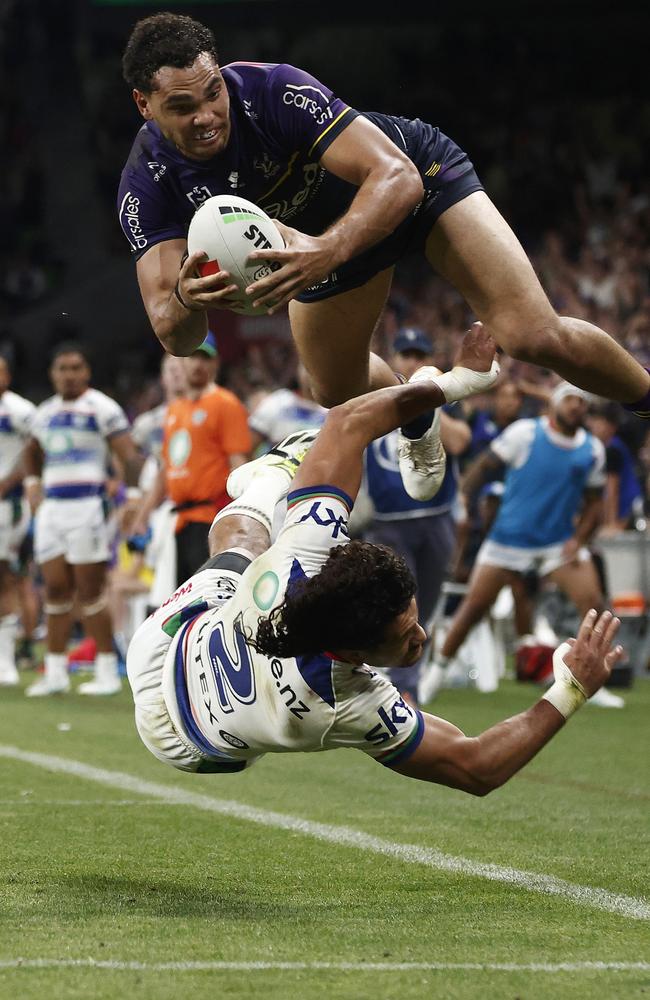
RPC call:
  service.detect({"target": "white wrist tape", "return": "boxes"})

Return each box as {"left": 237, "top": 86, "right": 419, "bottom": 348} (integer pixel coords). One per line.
{"left": 542, "top": 641, "right": 588, "bottom": 719}
{"left": 423, "top": 359, "right": 501, "bottom": 403}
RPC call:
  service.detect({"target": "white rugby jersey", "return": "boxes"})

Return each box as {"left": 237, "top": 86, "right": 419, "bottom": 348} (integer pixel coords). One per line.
{"left": 0, "top": 390, "right": 36, "bottom": 488}
{"left": 31, "top": 388, "right": 129, "bottom": 498}
{"left": 132, "top": 402, "right": 166, "bottom": 460}
{"left": 249, "top": 389, "right": 326, "bottom": 445}
{"left": 131, "top": 485, "right": 424, "bottom": 772}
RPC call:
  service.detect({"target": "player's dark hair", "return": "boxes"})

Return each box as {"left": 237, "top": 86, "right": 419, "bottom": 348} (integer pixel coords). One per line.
{"left": 50, "top": 341, "right": 91, "bottom": 367}
{"left": 254, "top": 541, "right": 416, "bottom": 658}
{"left": 122, "top": 13, "right": 219, "bottom": 93}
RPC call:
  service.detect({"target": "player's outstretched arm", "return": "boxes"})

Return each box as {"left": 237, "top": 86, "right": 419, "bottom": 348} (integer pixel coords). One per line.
{"left": 136, "top": 239, "right": 241, "bottom": 355}
{"left": 291, "top": 323, "right": 499, "bottom": 502}
{"left": 245, "top": 117, "right": 424, "bottom": 313}
{"left": 392, "top": 610, "right": 623, "bottom": 795}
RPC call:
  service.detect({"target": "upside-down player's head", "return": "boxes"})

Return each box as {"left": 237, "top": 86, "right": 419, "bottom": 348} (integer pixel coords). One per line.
{"left": 123, "top": 13, "right": 231, "bottom": 161}
{"left": 254, "top": 541, "right": 427, "bottom": 668}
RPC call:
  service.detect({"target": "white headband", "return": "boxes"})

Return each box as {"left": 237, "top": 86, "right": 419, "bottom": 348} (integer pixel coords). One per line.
{"left": 551, "top": 382, "right": 589, "bottom": 406}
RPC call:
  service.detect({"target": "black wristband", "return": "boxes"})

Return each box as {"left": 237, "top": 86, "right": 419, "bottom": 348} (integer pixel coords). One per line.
{"left": 174, "top": 281, "right": 200, "bottom": 312}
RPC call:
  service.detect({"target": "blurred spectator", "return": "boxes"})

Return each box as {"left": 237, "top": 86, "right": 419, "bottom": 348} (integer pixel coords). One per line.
{"left": 131, "top": 333, "right": 251, "bottom": 586}
{"left": 363, "top": 328, "right": 470, "bottom": 706}
{"left": 588, "top": 401, "right": 644, "bottom": 534}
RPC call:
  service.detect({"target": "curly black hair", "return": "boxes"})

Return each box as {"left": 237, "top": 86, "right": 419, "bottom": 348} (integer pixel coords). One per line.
{"left": 254, "top": 541, "right": 416, "bottom": 658}
{"left": 122, "top": 12, "right": 219, "bottom": 93}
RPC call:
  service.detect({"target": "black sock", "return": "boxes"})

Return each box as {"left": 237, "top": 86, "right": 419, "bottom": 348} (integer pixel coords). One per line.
{"left": 400, "top": 411, "right": 435, "bottom": 440}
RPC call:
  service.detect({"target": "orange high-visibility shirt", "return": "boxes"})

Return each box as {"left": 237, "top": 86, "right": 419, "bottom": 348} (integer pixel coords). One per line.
{"left": 163, "top": 385, "right": 251, "bottom": 531}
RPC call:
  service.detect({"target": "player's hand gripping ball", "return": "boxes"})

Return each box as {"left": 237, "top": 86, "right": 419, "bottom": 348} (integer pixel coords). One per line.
{"left": 187, "top": 195, "right": 285, "bottom": 315}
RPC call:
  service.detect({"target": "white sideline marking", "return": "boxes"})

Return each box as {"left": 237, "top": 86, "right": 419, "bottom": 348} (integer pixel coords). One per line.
{"left": 1, "top": 959, "right": 649, "bottom": 973}
{"left": 1, "top": 744, "right": 648, "bottom": 922}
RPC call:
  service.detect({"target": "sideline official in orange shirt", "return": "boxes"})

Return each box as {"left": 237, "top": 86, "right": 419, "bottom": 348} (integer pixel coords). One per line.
{"left": 163, "top": 332, "right": 251, "bottom": 584}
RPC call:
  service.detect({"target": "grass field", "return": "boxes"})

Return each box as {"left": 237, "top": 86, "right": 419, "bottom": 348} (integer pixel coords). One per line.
{"left": 0, "top": 674, "right": 648, "bottom": 1000}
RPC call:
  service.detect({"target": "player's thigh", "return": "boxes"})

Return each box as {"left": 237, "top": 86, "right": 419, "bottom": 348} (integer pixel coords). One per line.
{"left": 67, "top": 499, "right": 111, "bottom": 565}
{"left": 465, "top": 560, "right": 520, "bottom": 610}
{"left": 416, "top": 514, "right": 456, "bottom": 621}
{"left": 288, "top": 267, "right": 393, "bottom": 405}
{"left": 72, "top": 560, "right": 109, "bottom": 604}
{"left": 40, "top": 555, "right": 74, "bottom": 600}
{"left": 33, "top": 500, "right": 66, "bottom": 565}
{"left": 546, "top": 556, "right": 604, "bottom": 613}
{"left": 425, "top": 191, "right": 556, "bottom": 342}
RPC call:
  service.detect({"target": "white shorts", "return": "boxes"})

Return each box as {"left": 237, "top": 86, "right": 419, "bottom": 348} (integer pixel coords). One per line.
{"left": 0, "top": 497, "right": 30, "bottom": 564}
{"left": 34, "top": 496, "right": 111, "bottom": 565}
{"left": 128, "top": 563, "right": 246, "bottom": 773}
{"left": 477, "top": 538, "right": 591, "bottom": 577}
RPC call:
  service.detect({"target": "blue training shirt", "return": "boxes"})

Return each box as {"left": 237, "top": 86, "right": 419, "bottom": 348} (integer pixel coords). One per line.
{"left": 488, "top": 417, "right": 605, "bottom": 548}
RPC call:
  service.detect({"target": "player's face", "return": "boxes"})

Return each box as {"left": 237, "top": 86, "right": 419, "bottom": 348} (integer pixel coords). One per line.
{"left": 494, "top": 383, "right": 523, "bottom": 424}
{"left": 392, "top": 351, "right": 433, "bottom": 382}
{"left": 184, "top": 352, "right": 217, "bottom": 389}
{"left": 554, "top": 394, "right": 587, "bottom": 434}
{"left": 364, "top": 597, "right": 427, "bottom": 668}
{"left": 50, "top": 353, "right": 90, "bottom": 399}
{"left": 135, "top": 54, "right": 231, "bottom": 161}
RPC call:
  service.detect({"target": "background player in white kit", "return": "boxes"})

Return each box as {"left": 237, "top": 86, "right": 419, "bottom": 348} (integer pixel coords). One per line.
{"left": 128, "top": 325, "right": 623, "bottom": 790}
{"left": 0, "top": 357, "right": 36, "bottom": 686}
{"left": 24, "top": 344, "right": 143, "bottom": 697}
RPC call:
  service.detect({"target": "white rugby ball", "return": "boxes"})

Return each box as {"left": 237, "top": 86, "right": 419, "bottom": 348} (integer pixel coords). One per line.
{"left": 187, "top": 195, "right": 285, "bottom": 316}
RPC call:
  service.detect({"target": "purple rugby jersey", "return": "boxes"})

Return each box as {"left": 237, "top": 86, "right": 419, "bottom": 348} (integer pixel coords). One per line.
{"left": 117, "top": 61, "right": 482, "bottom": 299}
{"left": 118, "top": 62, "right": 361, "bottom": 259}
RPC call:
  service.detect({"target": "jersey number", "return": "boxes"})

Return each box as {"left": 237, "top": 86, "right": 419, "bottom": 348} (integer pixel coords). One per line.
{"left": 208, "top": 612, "right": 256, "bottom": 715}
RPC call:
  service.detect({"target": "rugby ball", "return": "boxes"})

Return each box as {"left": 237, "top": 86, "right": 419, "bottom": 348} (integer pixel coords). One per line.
{"left": 187, "top": 195, "right": 285, "bottom": 316}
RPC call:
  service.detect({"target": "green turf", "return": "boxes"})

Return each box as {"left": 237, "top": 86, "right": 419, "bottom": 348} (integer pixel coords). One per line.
{"left": 0, "top": 675, "right": 648, "bottom": 1000}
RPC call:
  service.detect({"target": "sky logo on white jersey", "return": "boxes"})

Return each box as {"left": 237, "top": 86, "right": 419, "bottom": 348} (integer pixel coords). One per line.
{"left": 297, "top": 501, "right": 349, "bottom": 539}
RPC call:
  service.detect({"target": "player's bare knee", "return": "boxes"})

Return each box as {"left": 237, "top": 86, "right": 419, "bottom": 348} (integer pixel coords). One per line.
{"left": 494, "top": 316, "right": 563, "bottom": 366}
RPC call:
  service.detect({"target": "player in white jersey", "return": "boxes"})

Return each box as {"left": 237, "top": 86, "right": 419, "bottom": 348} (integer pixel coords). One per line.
{"left": 0, "top": 357, "right": 36, "bottom": 686}
{"left": 128, "top": 325, "right": 623, "bottom": 789}
{"left": 249, "top": 364, "right": 326, "bottom": 451}
{"left": 24, "top": 343, "right": 143, "bottom": 697}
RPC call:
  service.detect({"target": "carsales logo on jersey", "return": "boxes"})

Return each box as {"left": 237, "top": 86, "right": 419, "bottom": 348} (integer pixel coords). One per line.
{"left": 282, "top": 84, "right": 333, "bottom": 126}
{"left": 121, "top": 193, "right": 147, "bottom": 251}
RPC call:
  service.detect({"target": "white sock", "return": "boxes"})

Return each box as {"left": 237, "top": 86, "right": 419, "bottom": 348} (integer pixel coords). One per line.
{"left": 45, "top": 652, "right": 68, "bottom": 683}
{"left": 0, "top": 613, "right": 18, "bottom": 667}
{"left": 213, "top": 468, "right": 293, "bottom": 535}
{"left": 95, "top": 652, "right": 119, "bottom": 682}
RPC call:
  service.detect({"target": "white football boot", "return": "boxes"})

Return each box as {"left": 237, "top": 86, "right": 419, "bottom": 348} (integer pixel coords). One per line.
{"left": 78, "top": 654, "right": 122, "bottom": 696}
{"left": 0, "top": 661, "right": 19, "bottom": 686}
{"left": 397, "top": 406, "right": 447, "bottom": 502}
{"left": 77, "top": 677, "right": 122, "bottom": 696}
{"left": 587, "top": 686, "right": 625, "bottom": 708}
{"left": 227, "top": 428, "right": 320, "bottom": 499}
{"left": 417, "top": 657, "right": 447, "bottom": 705}
{"left": 25, "top": 675, "right": 70, "bottom": 697}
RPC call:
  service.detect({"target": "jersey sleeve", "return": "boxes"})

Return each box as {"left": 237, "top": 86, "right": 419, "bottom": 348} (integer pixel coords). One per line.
{"left": 263, "top": 63, "right": 359, "bottom": 159}
{"left": 118, "top": 152, "right": 186, "bottom": 262}
{"left": 490, "top": 419, "right": 536, "bottom": 468}
{"left": 96, "top": 393, "right": 130, "bottom": 439}
{"left": 16, "top": 398, "right": 36, "bottom": 437}
{"left": 272, "top": 485, "right": 353, "bottom": 576}
{"left": 248, "top": 391, "right": 281, "bottom": 439}
{"left": 587, "top": 436, "right": 606, "bottom": 488}
{"left": 324, "top": 666, "right": 425, "bottom": 767}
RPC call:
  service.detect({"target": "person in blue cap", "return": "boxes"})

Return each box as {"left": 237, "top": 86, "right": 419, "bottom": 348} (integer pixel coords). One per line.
{"left": 363, "top": 327, "right": 471, "bottom": 705}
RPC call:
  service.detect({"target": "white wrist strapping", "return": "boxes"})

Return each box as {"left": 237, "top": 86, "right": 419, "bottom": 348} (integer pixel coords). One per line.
{"left": 542, "top": 641, "right": 588, "bottom": 719}
{"left": 424, "top": 359, "right": 501, "bottom": 403}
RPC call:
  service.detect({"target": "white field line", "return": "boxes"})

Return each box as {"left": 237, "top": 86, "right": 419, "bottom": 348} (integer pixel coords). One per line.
{"left": 0, "top": 799, "right": 176, "bottom": 807}
{"left": 1, "top": 959, "right": 649, "bottom": 973}
{"left": 1, "top": 744, "right": 648, "bottom": 922}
